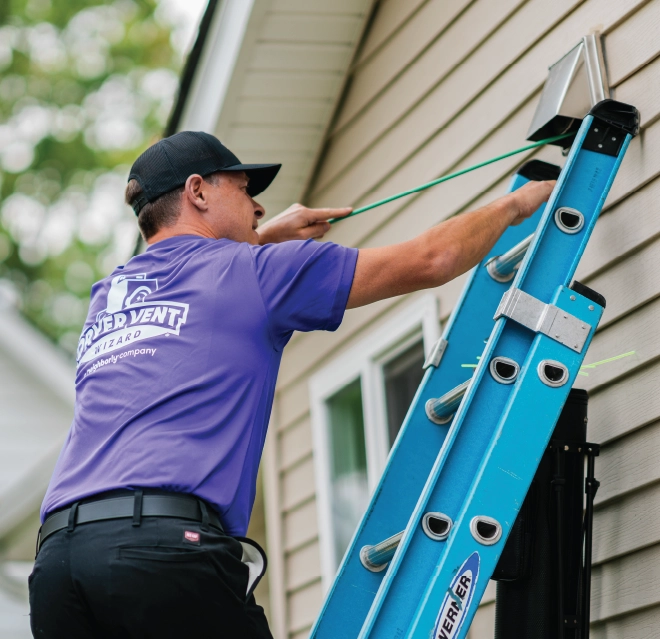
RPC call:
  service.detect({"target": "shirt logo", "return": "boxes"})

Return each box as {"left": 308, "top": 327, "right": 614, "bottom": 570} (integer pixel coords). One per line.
{"left": 76, "top": 273, "right": 189, "bottom": 366}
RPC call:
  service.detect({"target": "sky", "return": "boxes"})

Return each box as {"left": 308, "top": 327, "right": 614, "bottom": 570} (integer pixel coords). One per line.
{"left": 157, "top": 0, "right": 208, "bottom": 57}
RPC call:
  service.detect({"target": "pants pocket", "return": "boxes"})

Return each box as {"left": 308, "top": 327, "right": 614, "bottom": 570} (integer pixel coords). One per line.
{"left": 118, "top": 546, "right": 206, "bottom": 562}
{"left": 234, "top": 537, "right": 268, "bottom": 600}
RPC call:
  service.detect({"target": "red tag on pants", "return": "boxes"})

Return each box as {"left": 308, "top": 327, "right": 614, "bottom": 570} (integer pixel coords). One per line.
{"left": 184, "top": 530, "right": 200, "bottom": 545}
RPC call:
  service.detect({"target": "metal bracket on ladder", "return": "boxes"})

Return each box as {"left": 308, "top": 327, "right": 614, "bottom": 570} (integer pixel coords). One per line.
{"left": 423, "top": 337, "right": 448, "bottom": 369}
{"left": 495, "top": 287, "right": 592, "bottom": 353}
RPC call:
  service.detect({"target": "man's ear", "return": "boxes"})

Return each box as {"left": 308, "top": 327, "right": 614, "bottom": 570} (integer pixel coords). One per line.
{"left": 184, "top": 174, "right": 208, "bottom": 211}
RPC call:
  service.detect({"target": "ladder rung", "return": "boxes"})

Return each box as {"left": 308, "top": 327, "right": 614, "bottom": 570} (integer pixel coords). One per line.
{"left": 485, "top": 233, "right": 534, "bottom": 282}
{"left": 360, "top": 531, "right": 404, "bottom": 572}
{"left": 425, "top": 379, "right": 471, "bottom": 424}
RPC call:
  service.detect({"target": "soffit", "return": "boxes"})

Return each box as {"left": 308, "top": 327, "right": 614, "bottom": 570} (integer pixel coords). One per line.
{"left": 177, "top": 0, "right": 374, "bottom": 218}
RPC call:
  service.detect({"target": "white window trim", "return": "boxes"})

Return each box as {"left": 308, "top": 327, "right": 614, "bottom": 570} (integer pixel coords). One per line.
{"left": 309, "top": 294, "right": 441, "bottom": 590}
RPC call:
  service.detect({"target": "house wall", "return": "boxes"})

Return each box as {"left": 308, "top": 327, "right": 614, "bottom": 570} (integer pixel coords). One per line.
{"left": 265, "top": 0, "right": 660, "bottom": 636}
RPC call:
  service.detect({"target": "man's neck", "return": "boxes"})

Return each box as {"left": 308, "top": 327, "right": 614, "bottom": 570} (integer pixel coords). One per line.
{"left": 147, "top": 223, "right": 216, "bottom": 246}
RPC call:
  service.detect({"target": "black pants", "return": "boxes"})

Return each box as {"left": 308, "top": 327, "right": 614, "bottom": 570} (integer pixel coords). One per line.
{"left": 29, "top": 513, "right": 273, "bottom": 638}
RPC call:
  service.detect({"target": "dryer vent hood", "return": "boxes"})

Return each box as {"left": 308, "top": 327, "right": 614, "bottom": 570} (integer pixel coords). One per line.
{"left": 527, "top": 34, "right": 609, "bottom": 147}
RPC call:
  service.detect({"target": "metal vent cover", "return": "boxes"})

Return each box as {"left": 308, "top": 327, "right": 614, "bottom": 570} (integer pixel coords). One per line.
{"left": 527, "top": 34, "right": 609, "bottom": 146}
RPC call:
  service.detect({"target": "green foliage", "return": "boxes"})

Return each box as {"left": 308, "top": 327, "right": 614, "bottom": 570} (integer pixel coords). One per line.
{"left": 0, "top": 0, "right": 182, "bottom": 354}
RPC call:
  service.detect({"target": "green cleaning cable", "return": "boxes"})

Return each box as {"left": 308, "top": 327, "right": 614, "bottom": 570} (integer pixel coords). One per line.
{"left": 329, "top": 132, "right": 572, "bottom": 224}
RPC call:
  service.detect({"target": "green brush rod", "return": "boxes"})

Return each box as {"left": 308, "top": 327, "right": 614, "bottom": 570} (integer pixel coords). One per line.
{"left": 329, "top": 132, "right": 572, "bottom": 224}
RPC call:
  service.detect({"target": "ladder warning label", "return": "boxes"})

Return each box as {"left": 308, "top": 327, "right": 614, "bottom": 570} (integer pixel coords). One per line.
{"left": 432, "top": 551, "right": 479, "bottom": 639}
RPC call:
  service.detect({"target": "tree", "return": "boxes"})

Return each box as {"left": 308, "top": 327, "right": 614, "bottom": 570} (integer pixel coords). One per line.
{"left": 0, "top": 0, "right": 185, "bottom": 354}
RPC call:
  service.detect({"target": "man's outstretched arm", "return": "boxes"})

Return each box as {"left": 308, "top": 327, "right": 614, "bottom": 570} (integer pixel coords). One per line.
{"left": 346, "top": 180, "right": 554, "bottom": 309}
{"left": 256, "top": 203, "right": 352, "bottom": 244}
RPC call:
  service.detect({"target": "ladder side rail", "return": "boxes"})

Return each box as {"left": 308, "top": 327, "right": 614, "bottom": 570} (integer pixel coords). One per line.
{"left": 359, "top": 101, "right": 636, "bottom": 638}
{"left": 310, "top": 166, "right": 557, "bottom": 638}
{"left": 408, "top": 287, "right": 602, "bottom": 638}
{"left": 360, "top": 304, "right": 531, "bottom": 636}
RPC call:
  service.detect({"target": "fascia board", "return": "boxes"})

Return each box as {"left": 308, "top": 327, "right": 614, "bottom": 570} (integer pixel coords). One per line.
{"left": 178, "top": 0, "right": 267, "bottom": 134}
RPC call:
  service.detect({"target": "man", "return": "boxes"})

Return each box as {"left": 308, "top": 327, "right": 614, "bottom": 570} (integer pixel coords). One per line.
{"left": 29, "top": 132, "right": 552, "bottom": 638}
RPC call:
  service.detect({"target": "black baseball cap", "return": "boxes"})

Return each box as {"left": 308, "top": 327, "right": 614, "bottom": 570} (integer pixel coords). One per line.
{"left": 128, "top": 131, "right": 281, "bottom": 215}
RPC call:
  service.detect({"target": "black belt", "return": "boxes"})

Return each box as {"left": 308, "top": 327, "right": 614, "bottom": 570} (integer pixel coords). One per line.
{"left": 38, "top": 493, "right": 223, "bottom": 553}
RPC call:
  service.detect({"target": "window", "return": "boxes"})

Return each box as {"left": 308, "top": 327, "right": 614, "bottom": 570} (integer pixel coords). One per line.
{"left": 326, "top": 379, "right": 369, "bottom": 565}
{"left": 325, "top": 342, "right": 425, "bottom": 566}
{"left": 383, "top": 341, "right": 426, "bottom": 447}
{"left": 310, "top": 295, "right": 440, "bottom": 586}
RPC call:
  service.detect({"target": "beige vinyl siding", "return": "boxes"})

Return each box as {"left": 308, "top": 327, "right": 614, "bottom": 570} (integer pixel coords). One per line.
{"left": 283, "top": 498, "right": 318, "bottom": 552}
{"left": 267, "top": 0, "right": 660, "bottom": 636}
{"left": 281, "top": 455, "right": 316, "bottom": 512}
{"left": 591, "top": 605, "right": 660, "bottom": 639}
{"left": 593, "top": 482, "right": 660, "bottom": 564}
{"left": 246, "top": 472, "right": 271, "bottom": 623}
{"left": 287, "top": 579, "right": 324, "bottom": 635}
{"left": 335, "top": 0, "right": 475, "bottom": 130}
{"left": 278, "top": 417, "right": 314, "bottom": 470}
{"left": 352, "top": 0, "right": 428, "bottom": 63}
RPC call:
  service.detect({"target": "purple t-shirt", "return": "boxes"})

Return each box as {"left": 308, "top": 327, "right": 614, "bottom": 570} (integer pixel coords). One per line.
{"left": 41, "top": 236, "right": 358, "bottom": 536}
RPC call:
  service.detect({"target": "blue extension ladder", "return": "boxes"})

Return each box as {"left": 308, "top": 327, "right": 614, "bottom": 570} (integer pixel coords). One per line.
{"left": 311, "top": 161, "right": 559, "bottom": 637}
{"left": 311, "top": 100, "right": 639, "bottom": 639}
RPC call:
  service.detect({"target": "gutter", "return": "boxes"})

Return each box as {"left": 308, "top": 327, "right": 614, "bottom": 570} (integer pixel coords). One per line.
{"left": 164, "top": 0, "right": 220, "bottom": 137}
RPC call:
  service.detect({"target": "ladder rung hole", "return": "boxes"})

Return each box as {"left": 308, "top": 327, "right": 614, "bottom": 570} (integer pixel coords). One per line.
{"left": 427, "top": 517, "right": 450, "bottom": 536}
{"left": 495, "top": 361, "right": 516, "bottom": 379}
{"left": 560, "top": 211, "right": 581, "bottom": 228}
{"left": 489, "top": 357, "right": 519, "bottom": 385}
{"left": 554, "top": 207, "right": 585, "bottom": 234}
{"left": 476, "top": 520, "right": 498, "bottom": 539}
{"left": 422, "top": 512, "right": 452, "bottom": 541}
{"left": 538, "top": 359, "right": 569, "bottom": 387}
{"left": 544, "top": 364, "right": 565, "bottom": 382}
{"left": 470, "top": 516, "right": 502, "bottom": 546}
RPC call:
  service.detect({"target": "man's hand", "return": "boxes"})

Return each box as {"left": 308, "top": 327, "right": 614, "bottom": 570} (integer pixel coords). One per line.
{"left": 506, "top": 180, "right": 555, "bottom": 225}
{"left": 256, "top": 203, "right": 352, "bottom": 245}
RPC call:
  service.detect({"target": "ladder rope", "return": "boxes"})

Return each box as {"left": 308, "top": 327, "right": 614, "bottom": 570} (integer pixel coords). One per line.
{"left": 328, "top": 133, "right": 572, "bottom": 224}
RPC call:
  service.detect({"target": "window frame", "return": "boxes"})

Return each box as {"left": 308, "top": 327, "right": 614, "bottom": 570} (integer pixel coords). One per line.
{"left": 309, "top": 294, "right": 440, "bottom": 588}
